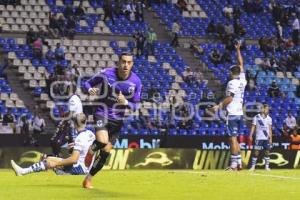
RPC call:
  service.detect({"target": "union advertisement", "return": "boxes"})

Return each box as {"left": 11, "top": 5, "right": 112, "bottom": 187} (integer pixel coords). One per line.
{"left": 1, "top": 148, "right": 300, "bottom": 170}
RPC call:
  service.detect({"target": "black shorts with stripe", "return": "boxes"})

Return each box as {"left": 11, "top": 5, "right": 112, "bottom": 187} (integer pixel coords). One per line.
{"left": 94, "top": 115, "right": 123, "bottom": 145}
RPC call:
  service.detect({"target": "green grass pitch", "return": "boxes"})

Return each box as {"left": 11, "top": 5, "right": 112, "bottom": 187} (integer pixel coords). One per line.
{"left": 0, "top": 169, "right": 299, "bottom": 200}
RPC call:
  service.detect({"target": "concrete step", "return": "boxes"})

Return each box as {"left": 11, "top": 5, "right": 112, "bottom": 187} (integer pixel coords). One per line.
{"left": 5, "top": 66, "right": 56, "bottom": 134}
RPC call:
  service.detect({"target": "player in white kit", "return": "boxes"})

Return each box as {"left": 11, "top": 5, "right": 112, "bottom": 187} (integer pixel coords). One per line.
{"left": 11, "top": 113, "right": 95, "bottom": 176}
{"left": 50, "top": 84, "right": 83, "bottom": 156}
{"left": 249, "top": 104, "right": 272, "bottom": 171}
{"left": 212, "top": 41, "right": 247, "bottom": 170}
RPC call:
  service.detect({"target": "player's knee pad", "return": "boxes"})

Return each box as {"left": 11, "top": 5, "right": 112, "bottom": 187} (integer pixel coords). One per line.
{"left": 91, "top": 140, "right": 107, "bottom": 152}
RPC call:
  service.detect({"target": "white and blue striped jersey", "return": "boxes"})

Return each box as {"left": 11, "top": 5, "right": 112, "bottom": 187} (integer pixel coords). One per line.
{"left": 226, "top": 72, "right": 247, "bottom": 116}
{"left": 252, "top": 114, "right": 272, "bottom": 140}
{"left": 73, "top": 129, "right": 95, "bottom": 173}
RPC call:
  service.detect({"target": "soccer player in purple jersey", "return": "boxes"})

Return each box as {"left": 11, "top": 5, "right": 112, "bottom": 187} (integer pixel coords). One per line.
{"left": 82, "top": 52, "right": 142, "bottom": 189}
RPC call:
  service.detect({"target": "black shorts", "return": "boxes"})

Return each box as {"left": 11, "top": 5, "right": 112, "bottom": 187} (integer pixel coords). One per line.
{"left": 94, "top": 115, "right": 123, "bottom": 144}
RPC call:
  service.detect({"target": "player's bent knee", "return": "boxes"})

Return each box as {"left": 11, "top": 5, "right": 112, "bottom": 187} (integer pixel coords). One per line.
{"left": 103, "top": 142, "right": 113, "bottom": 152}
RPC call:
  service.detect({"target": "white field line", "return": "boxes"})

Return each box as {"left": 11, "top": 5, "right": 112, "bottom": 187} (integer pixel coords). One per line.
{"left": 168, "top": 171, "right": 208, "bottom": 175}
{"left": 168, "top": 170, "right": 300, "bottom": 180}
{"left": 250, "top": 173, "right": 300, "bottom": 180}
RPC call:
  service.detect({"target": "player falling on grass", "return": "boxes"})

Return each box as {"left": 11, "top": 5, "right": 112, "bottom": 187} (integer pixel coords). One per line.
{"left": 212, "top": 41, "right": 247, "bottom": 170}
{"left": 11, "top": 113, "right": 95, "bottom": 175}
{"left": 50, "top": 83, "right": 83, "bottom": 157}
{"left": 82, "top": 52, "right": 142, "bottom": 189}
{"left": 249, "top": 104, "right": 272, "bottom": 171}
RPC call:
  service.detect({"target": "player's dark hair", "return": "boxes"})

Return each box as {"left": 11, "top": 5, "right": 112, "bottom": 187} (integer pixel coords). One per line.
{"left": 119, "top": 51, "right": 133, "bottom": 60}
{"left": 230, "top": 65, "right": 241, "bottom": 75}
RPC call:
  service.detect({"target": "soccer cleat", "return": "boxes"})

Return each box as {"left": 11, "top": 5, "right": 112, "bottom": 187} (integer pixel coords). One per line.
{"left": 265, "top": 167, "right": 271, "bottom": 171}
{"left": 249, "top": 167, "right": 255, "bottom": 172}
{"left": 237, "top": 164, "right": 243, "bottom": 171}
{"left": 11, "top": 160, "right": 24, "bottom": 176}
{"left": 84, "top": 149, "right": 94, "bottom": 168}
{"left": 82, "top": 177, "right": 94, "bottom": 189}
{"left": 225, "top": 167, "right": 237, "bottom": 171}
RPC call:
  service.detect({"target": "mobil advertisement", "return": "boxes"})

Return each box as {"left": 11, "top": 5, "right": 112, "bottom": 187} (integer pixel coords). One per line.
{"left": 2, "top": 148, "right": 300, "bottom": 170}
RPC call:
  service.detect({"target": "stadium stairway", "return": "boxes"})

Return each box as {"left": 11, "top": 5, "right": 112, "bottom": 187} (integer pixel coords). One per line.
{"left": 143, "top": 9, "right": 223, "bottom": 98}
{"left": 5, "top": 65, "right": 56, "bottom": 134}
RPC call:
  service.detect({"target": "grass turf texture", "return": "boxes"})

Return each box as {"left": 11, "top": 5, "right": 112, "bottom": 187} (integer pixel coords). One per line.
{"left": 0, "top": 169, "right": 299, "bottom": 200}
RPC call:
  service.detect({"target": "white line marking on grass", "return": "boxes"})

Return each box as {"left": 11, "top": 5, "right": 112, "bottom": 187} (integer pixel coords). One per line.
{"left": 251, "top": 173, "right": 300, "bottom": 180}
{"left": 169, "top": 171, "right": 208, "bottom": 176}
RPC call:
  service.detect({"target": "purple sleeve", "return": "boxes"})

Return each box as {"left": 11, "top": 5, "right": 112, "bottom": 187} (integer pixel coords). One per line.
{"left": 127, "top": 80, "right": 142, "bottom": 111}
{"left": 84, "top": 72, "right": 104, "bottom": 91}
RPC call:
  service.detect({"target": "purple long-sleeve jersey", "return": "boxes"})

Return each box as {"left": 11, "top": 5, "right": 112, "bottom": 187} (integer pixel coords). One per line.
{"left": 84, "top": 67, "right": 142, "bottom": 120}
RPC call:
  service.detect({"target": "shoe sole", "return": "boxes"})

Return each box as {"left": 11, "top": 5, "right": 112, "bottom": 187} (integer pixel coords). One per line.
{"left": 10, "top": 160, "right": 22, "bottom": 176}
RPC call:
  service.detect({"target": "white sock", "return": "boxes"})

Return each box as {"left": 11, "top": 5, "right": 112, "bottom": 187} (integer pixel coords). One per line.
{"left": 22, "top": 161, "right": 46, "bottom": 175}
{"left": 264, "top": 157, "right": 270, "bottom": 169}
{"left": 251, "top": 157, "right": 257, "bottom": 168}
{"left": 230, "top": 154, "right": 238, "bottom": 168}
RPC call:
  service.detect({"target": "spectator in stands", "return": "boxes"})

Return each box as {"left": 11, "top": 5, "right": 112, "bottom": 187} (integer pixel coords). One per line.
{"left": 49, "top": 13, "right": 59, "bottom": 38}
{"left": 38, "top": 27, "right": 49, "bottom": 47}
{"left": 282, "top": 111, "right": 297, "bottom": 136}
{"left": 292, "top": 13, "right": 299, "bottom": 46}
{"left": 33, "top": 38, "right": 43, "bottom": 60}
{"left": 289, "top": 126, "right": 300, "bottom": 149}
{"left": 243, "top": 0, "right": 251, "bottom": 13}
{"left": 233, "top": 5, "right": 241, "bottom": 19}
{"left": 223, "top": 4, "right": 233, "bottom": 18}
{"left": 33, "top": 112, "right": 45, "bottom": 146}
{"left": 171, "top": 19, "right": 180, "bottom": 47}
{"left": 190, "top": 39, "right": 204, "bottom": 55}
{"left": 26, "top": 28, "right": 36, "bottom": 45}
{"left": 268, "top": 80, "right": 283, "bottom": 98}
{"left": 183, "top": 67, "right": 195, "bottom": 85}
{"left": 209, "top": 49, "right": 222, "bottom": 65}
{"left": 55, "top": 43, "right": 65, "bottom": 61}
{"left": 75, "top": 3, "right": 85, "bottom": 20}
{"left": 71, "top": 64, "right": 81, "bottom": 82}
{"left": 66, "top": 16, "right": 76, "bottom": 39}
{"left": 258, "top": 37, "right": 268, "bottom": 57}
{"left": 252, "top": 0, "right": 263, "bottom": 13}
{"left": 206, "top": 20, "right": 215, "bottom": 36}
{"left": 285, "top": 111, "right": 297, "bottom": 130}
{"left": 276, "top": 21, "right": 283, "bottom": 40}
{"left": 114, "top": 0, "right": 124, "bottom": 18}
{"left": 176, "top": 0, "right": 187, "bottom": 13}
{"left": 57, "top": 15, "right": 66, "bottom": 37}
{"left": 103, "top": 0, "right": 115, "bottom": 24}
{"left": 145, "top": 28, "right": 157, "bottom": 57}
{"left": 224, "top": 22, "right": 234, "bottom": 40}
{"left": 270, "top": 55, "right": 286, "bottom": 73}
{"left": 124, "top": 1, "right": 136, "bottom": 21}
{"left": 45, "top": 46, "right": 55, "bottom": 61}
{"left": 245, "top": 70, "right": 258, "bottom": 91}
{"left": 64, "top": 4, "right": 74, "bottom": 20}
{"left": 234, "top": 19, "right": 246, "bottom": 37}
{"left": 215, "top": 23, "right": 225, "bottom": 40}
{"left": 135, "top": 0, "right": 145, "bottom": 22}
{"left": 134, "top": 31, "right": 146, "bottom": 57}
{"left": 2, "top": 109, "right": 15, "bottom": 125}
{"left": 17, "top": 115, "right": 32, "bottom": 146}
{"left": 296, "top": 84, "right": 300, "bottom": 98}
{"left": 281, "top": 11, "right": 289, "bottom": 26}
{"left": 259, "top": 57, "right": 271, "bottom": 71}
{"left": 221, "top": 50, "right": 232, "bottom": 63}
{"left": 272, "top": 3, "right": 282, "bottom": 23}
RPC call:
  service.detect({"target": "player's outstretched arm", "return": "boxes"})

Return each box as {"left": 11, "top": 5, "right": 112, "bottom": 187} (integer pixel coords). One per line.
{"left": 269, "top": 125, "right": 273, "bottom": 144}
{"left": 235, "top": 41, "right": 244, "bottom": 72}
{"left": 84, "top": 72, "right": 104, "bottom": 95}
